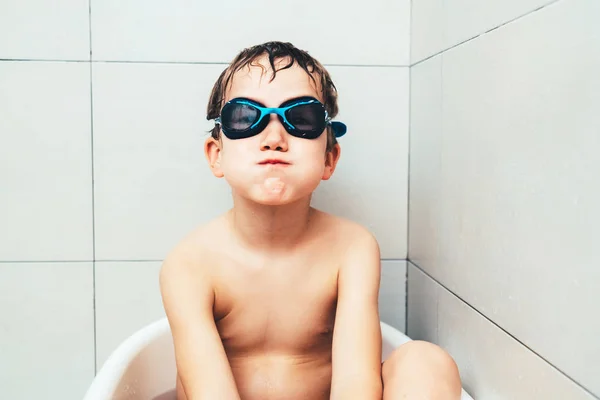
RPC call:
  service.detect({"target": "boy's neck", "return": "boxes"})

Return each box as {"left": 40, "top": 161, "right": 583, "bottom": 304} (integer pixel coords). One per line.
{"left": 229, "top": 195, "right": 315, "bottom": 251}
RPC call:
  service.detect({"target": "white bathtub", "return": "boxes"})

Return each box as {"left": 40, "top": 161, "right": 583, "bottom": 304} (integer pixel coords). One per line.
{"left": 83, "top": 318, "right": 474, "bottom": 399}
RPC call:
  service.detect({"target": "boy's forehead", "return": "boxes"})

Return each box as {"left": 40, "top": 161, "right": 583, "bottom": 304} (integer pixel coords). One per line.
{"left": 225, "top": 57, "right": 322, "bottom": 104}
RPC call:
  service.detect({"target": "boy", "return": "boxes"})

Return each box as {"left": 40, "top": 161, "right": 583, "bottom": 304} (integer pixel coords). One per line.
{"left": 160, "top": 41, "right": 462, "bottom": 400}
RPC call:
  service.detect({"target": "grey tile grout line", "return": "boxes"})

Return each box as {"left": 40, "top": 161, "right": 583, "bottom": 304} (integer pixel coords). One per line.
{"left": 93, "top": 60, "right": 229, "bottom": 65}
{"left": 407, "top": 261, "right": 599, "bottom": 399}
{"left": 0, "top": 260, "right": 95, "bottom": 263}
{"left": 0, "top": 58, "right": 409, "bottom": 68}
{"left": 0, "top": 58, "right": 90, "bottom": 63}
{"left": 93, "top": 60, "right": 410, "bottom": 68}
{"left": 88, "top": 0, "right": 97, "bottom": 376}
{"left": 410, "top": 0, "right": 564, "bottom": 68}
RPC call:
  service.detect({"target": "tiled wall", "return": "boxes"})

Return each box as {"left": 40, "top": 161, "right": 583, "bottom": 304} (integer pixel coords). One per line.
{"left": 408, "top": 0, "right": 600, "bottom": 399}
{"left": 0, "top": 1, "right": 410, "bottom": 399}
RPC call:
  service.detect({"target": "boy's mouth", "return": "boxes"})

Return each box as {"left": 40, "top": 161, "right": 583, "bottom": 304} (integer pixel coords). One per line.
{"left": 258, "top": 159, "right": 290, "bottom": 165}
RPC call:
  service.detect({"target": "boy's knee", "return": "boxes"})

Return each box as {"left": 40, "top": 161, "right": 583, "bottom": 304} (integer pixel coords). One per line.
{"left": 384, "top": 340, "right": 460, "bottom": 379}
{"left": 382, "top": 341, "right": 462, "bottom": 400}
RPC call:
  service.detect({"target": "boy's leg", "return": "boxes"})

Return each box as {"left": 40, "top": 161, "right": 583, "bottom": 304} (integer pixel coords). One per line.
{"left": 381, "top": 341, "right": 462, "bottom": 400}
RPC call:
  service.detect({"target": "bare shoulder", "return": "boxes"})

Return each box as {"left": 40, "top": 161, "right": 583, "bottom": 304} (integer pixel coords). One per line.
{"left": 159, "top": 214, "right": 229, "bottom": 290}
{"left": 312, "top": 209, "right": 381, "bottom": 259}
{"left": 314, "top": 210, "right": 381, "bottom": 299}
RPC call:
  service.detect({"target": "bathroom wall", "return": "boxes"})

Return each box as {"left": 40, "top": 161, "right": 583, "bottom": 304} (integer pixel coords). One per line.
{"left": 408, "top": 0, "right": 599, "bottom": 399}
{"left": 0, "top": 1, "right": 410, "bottom": 399}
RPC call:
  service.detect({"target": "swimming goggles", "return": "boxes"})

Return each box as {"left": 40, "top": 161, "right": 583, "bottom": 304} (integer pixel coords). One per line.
{"left": 214, "top": 96, "right": 347, "bottom": 140}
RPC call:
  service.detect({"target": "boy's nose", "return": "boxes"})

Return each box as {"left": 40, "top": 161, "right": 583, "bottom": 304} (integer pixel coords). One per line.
{"left": 260, "top": 116, "right": 288, "bottom": 152}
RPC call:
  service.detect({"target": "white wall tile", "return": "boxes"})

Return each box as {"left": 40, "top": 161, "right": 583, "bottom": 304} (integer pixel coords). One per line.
{"left": 0, "top": 262, "right": 94, "bottom": 400}
{"left": 407, "top": 264, "right": 595, "bottom": 400}
{"left": 92, "top": 62, "right": 232, "bottom": 260}
{"left": 95, "top": 261, "right": 165, "bottom": 369}
{"left": 410, "top": 0, "right": 557, "bottom": 64}
{"left": 0, "top": 62, "right": 93, "bottom": 261}
{"left": 406, "top": 262, "right": 438, "bottom": 344}
{"left": 408, "top": 54, "right": 442, "bottom": 269}
{"left": 411, "top": 0, "right": 600, "bottom": 394}
{"left": 410, "top": 0, "right": 445, "bottom": 64}
{"left": 444, "top": 0, "right": 553, "bottom": 51}
{"left": 0, "top": 0, "right": 89, "bottom": 60}
{"left": 313, "top": 66, "right": 409, "bottom": 259}
{"left": 93, "top": 63, "right": 408, "bottom": 260}
{"left": 379, "top": 260, "right": 406, "bottom": 332}
{"left": 91, "top": 0, "right": 410, "bottom": 66}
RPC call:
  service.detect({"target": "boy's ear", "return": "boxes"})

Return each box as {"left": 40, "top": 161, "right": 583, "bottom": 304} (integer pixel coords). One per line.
{"left": 322, "top": 143, "right": 341, "bottom": 180}
{"left": 205, "top": 136, "right": 224, "bottom": 178}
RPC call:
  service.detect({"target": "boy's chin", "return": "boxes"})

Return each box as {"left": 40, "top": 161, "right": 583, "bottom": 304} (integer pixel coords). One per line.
{"left": 241, "top": 188, "right": 310, "bottom": 207}
{"left": 250, "top": 192, "right": 296, "bottom": 206}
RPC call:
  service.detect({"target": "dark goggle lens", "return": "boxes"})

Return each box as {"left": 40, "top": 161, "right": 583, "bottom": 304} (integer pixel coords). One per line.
{"left": 221, "top": 103, "right": 259, "bottom": 132}
{"left": 219, "top": 99, "right": 329, "bottom": 139}
{"left": 285, "top": 103, "right": 326, "bottom": 134}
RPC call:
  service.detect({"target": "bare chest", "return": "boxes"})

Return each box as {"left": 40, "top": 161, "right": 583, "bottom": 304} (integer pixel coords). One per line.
{"left": 212, "top": 259, "right": 339, "bottom": 357}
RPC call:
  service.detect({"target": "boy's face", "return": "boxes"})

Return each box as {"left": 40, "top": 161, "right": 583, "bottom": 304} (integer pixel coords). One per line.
{"left": 205, "top": 57, "right": 341, "bottom": 206}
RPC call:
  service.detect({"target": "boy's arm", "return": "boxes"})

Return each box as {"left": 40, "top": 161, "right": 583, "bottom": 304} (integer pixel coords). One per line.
{"left": 160, "top": 252, "right": 241, "bottom": 400}
{"left": 330, "top": 229, "right": 383, "bottom": 400}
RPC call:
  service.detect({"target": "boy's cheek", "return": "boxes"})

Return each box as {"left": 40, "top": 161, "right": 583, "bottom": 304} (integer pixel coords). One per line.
{"left": 219, "top": 155, "right": 250, "bottom": 179}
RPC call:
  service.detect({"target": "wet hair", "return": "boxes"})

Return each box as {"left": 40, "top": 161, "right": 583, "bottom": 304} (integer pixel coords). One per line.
{"left": 206, "top": 41, "right": 340, "bottom": 151}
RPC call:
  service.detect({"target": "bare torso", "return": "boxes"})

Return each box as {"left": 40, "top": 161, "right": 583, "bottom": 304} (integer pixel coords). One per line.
{"left": 177, "top": 209, "right": 345, "bottom": 400}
